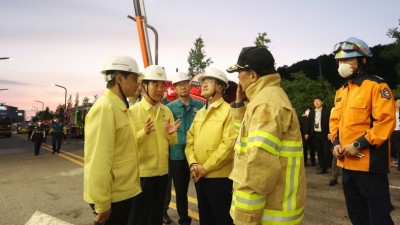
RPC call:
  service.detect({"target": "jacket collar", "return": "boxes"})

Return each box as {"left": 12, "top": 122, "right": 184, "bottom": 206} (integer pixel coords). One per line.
{"left": 140, "top": 97, "right": 160, "bottom": 111}
{"left": 245, "top": 73, "right": 281, "bottom": 101}
{"left": 207, "top": 97, "right": 225, "bottom": 110}
{"left": 104, "top": 89, "right": 127, "bottom": 112}
{"left": 343, "top": 73, "right": 367, "bottom": 87}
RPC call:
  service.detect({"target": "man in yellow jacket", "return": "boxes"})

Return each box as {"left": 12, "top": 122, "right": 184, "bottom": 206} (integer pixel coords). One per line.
{"left": 84, "top": 55, "right": 143, "bottom": 225}
{"left": 128, "top": 65, "right": 181, "bottom": 225}
{"left": 185, "top": 68, "right": 236, "bottom": 225}
{"left": 227, "top": 46, "right": 306, "bottom": 225}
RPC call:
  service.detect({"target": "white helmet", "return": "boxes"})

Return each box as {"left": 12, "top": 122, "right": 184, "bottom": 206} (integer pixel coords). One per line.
{"left": 171, "top": 72, "right": 190, "bottom": 85}
{"left": 101, "top": 55, "right": 140, "bottom": 75}
{"left": 198, "top": 68, "right": 229, "bottom": 88}
{"left": 141, "top": 65, "right": 168, "bottom": 81}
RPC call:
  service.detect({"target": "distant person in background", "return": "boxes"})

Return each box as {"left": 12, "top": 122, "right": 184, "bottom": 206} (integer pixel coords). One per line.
{"left": 308, "top": 96, "right": 331, "bottom": 174}
{"left": 300, "top": 107, "right": 315, "bottom": 166}
{"left": 30, "top": 121, "right": 46, "bottom": 156}
{"left": 50, "top": 117, "right": 64, "bottom": 154}
{"left": 128, "top": 80, "right": 142, "bottom": 107}
{"left": 83, "top": 55, "right": 142, "bottom": 225}
{"left": 391, "top": 97, "right": 400, "bottom": 171}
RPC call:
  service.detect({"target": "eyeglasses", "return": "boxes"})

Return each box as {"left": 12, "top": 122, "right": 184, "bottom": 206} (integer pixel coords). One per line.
{"left": 200, "top": 78, "right": 215, "bottom": 86}
{"left": 333, "top": 41, "right": 367, "bottom": 56}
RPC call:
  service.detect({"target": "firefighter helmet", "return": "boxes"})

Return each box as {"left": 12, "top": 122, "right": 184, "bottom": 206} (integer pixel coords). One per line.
{"left": 141, "top": 65, "right": 168, "bottom": 81}
{"left": 197, "top": 68, "right": 229, "bottom": 88}
{"left": 171, "top": 72, "right": 190, "bottom": 85}
{"left": 333, "top": 37, "right": 372, "bottom": 59}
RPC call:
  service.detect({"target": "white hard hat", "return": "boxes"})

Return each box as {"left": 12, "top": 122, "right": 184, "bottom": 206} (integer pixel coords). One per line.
{"left": 141, "top": 65, "right": 168, "bottom": 81}
{"left": 101, "top": 55, "right": 140, "bottom": 75}
{"left": 198, "top": 68, "right": 229, "bottom": 88}
{"left": 171, "top": 72, "right": 190, "bottom": 85}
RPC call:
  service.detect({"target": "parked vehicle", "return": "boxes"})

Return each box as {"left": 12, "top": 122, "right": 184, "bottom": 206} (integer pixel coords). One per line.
{"left": 17, "top": 123, "right": 30, "bottom": 134}
{"left": 0, "top": 115, "right": 12, "bottom": 137}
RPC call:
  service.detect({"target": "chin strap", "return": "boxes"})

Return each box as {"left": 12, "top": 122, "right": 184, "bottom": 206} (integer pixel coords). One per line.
{"left": 117, "top": 83, "right": 129, "bottom": 109}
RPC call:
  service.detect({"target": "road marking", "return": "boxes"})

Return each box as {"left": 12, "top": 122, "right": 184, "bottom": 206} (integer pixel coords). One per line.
{"left": 25, "top": 210, "right": 73, "bottom": 225}
{"left": 16, "top": 134, "right": 201, "bottom": 220}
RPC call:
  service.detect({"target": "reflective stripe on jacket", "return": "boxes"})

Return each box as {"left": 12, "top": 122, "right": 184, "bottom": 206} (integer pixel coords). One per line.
{"left": 167, "top": 98, "right": 204, "bottom": 160}
{"left": 84, "top": 89, "right": 141, "bottom": 213}
{"left": 129, "top": 98, "right": 177, "bottom": 177}
{"left": 230, "top": 74, "right": 306, "bottom": 225}
{"left": 185, "top": 97, "right": 235, "bottom": 178}
{"left": 330, "top": 74, "right": 396, "bottom": 173}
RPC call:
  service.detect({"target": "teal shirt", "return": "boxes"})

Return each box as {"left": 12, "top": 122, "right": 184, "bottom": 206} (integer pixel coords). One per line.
{"left": 167, "top": 98, "right": 204, "bottom": 160}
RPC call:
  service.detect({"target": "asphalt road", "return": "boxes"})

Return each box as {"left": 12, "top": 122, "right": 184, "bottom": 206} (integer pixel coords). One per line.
{"left": 1, "top": 133, "right": 400, "bottom": 225}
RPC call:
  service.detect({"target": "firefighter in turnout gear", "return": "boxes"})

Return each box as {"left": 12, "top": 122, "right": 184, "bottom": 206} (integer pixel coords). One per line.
{"left": 330, "top": 37, "right": 396, "bottom": 225}
{"left": 227, "top": 46, "right": 306, "bottom": 225}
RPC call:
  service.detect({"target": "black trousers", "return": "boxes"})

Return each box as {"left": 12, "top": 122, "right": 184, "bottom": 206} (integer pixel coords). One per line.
{"left": 312, "top": 132, "right": 331, "bottom": 170}
{"left": 52, "top": 133, "right": 63, "bottom": 152}
{"left": 342, "top": 169, "right": 394, "bottom": 225}
{"left": 170, "top": 160, "right": 191, "bottom": 224}
{"left": 89, "top": 197, "right": 133, "bottom": 225}
{"left": 194, "top": 177, "right": 233, "bottom": 225}
{"left": 302, "top": 136, "right": 315, "bottom": 165}
{"left": 128, "top": 175, "right": 168, "bottom": 225}
{"left": 33, "top": 136, "right": 43, "bottom": 155}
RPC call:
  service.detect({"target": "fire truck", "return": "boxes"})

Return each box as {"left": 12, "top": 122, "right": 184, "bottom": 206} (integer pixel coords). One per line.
{"left": 66, "top": 103, "right": 92, "bottom": 139}
{"left": 0, "top": 115, "right": 12, "bottom": 137}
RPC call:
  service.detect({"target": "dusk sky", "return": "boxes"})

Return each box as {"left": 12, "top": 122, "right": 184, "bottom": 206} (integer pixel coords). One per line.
{"left": 1, "top": 0, "right": 399, "bottom": 119}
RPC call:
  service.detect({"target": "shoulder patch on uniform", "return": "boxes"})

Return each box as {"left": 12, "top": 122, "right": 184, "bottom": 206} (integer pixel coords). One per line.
{"left": 380, "top": 88, "right": 391, "bottom": 100}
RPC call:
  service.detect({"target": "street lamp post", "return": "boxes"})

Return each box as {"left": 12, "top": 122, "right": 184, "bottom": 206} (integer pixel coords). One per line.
{"left": 54, "top": 84, "right": 67, "bottom": 120}
{"left": 34, "top": 100, "right": 44, "bottom": 111}
{"left": 127, "top": 15, "right": 159, "bottom": 65}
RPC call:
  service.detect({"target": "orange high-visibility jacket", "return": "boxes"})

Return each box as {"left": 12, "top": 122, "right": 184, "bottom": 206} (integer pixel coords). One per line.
{"left": 330, "top": 74, "right": 396, "bottom": 173}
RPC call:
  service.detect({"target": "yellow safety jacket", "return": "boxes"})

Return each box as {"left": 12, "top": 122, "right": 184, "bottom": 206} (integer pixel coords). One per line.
{"left": 230, "top": 74, "right": 306, "bottom": 225}
{"left": 129, "top": 98, "right": 177, "bottom": 177}
{"left": 185, "top": 97, "right": 236, "bottom": 178}
{"left": 84, "top": 89, "right": 141, "bottom": 213}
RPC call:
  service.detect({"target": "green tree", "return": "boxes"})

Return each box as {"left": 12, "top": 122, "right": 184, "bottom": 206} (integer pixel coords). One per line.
{"left": 187, "top": 36, "right": 213, "bottom": 78}
{"left": 67, "top": 95, "right": 73, "bottom": 110}
{"left": 382, "top": 19, "right": 400, "bottom": 79}
{"left": 281, "top": 72, "right": 336, "bottom": 117}
{"left": 82, "top": 96, "right": 90, "bottom": 105}
{"left": 74, "top": 92, "right": 80, "bottom": 108}
{"left": 387, "top": 19, "right": 400, "bottom": 44}
{"left": 93, "top": 94, "right": 99, "bottom": 103}
{"left": 254, "top": 32, "right": 271, "bottom": 48}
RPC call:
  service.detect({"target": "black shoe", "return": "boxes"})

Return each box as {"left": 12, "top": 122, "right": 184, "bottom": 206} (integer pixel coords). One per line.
{"left": 163, "top": 213, "right": 172, "bottom": 224}
{"left": 52, "top": 151, "right": 55, "bottom": 154}
{"left": 56, "top": 151, "right": 60, "bottom": 154}
{"left": 329, "top": 179, "right": 338, "bottom": 186}
{"left": 316, "top": 169, "right": 327, "bottom": 174}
